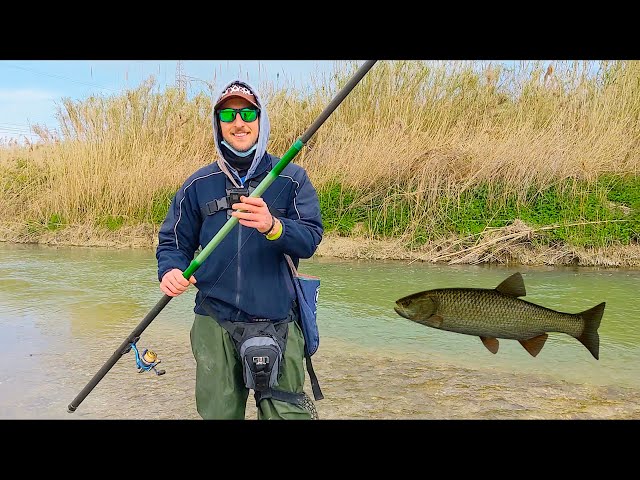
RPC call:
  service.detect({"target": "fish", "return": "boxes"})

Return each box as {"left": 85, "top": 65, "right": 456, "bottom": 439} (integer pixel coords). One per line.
{"left": 393, "top": 272, "right": 604, "bottom": 359}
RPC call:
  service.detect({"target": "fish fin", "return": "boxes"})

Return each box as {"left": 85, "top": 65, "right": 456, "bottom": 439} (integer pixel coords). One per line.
{"left": 495, "top": 272, "right": 526, "bottom": 297}
{"left": 430, "top": 315, "right": 444, "bottom": 327}
{"left": 576, "top": 302, "right": 605, "bottom": 360}
{"left": 519, "top": 333, "right": 548, "bottom": 357}
{"left": 480, "top": 336, "right": 499, "bottom": 354}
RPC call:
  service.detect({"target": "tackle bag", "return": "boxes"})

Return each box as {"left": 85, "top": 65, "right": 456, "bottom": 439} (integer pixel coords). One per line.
{"left": 285, "top": 254, "right": 323, "bottom": 400}
{"left": 285, "top": 254, "right": 320, "bottom": 356}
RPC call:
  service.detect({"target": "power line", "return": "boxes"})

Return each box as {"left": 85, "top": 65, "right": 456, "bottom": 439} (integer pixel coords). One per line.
{"left": 2, "top": 63, "right": 118, "bottom": 92}
{"left": 0, "top": 130, "right": 38, "bottom": 137}
{"left": 0, "top": 125, "right": 34, "bottom": 133}
{"left": 0, "top": 121, "right": 34, "bottom": 128}
{"left": 183, "top": 75, "right": 215, "bottom": 91}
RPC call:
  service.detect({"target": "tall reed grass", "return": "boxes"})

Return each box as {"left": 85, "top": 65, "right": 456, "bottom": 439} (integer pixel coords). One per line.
{"left": 1, "top": 60, "right": 638, "bottom": 250}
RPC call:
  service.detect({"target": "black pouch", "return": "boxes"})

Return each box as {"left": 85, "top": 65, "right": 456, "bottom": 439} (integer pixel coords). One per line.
{"left": 236, "top": 322, "right": 287, "bottom": 391}
{"left": 200, "top": 301, "right": 289, "bottom": 391}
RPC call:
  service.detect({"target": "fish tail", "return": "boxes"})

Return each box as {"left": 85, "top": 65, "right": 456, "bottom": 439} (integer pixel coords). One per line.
{"left": 576, "top": 302, "right": 605, "bottom": 360}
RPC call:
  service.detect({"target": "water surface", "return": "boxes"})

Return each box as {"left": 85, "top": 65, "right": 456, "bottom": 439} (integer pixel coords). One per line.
{"left": 1, "top": 242, "right": 638, "bottom": 419}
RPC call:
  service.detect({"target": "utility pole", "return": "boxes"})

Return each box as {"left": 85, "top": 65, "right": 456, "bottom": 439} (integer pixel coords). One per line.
{"left": 175, "top": 60, "right": 186, "bottom": 92}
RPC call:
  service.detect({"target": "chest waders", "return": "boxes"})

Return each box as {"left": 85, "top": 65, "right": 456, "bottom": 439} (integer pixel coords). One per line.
{"left": 67, "top": 60, "right": 377, "bottom": 415}
{"left": 200, "top": 166, "right": 324, "bottom": 406}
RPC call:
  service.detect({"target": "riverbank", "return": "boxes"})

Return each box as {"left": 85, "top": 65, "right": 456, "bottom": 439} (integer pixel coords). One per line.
{"left": 2, "top": 220, "right": 639, "bottom": 267}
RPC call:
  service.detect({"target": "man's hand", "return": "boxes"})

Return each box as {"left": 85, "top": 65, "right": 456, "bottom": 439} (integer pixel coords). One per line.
{"left": 161, "top": 268, "right": 197, "bottom": 297}
{"left": 231, "top": 195, "right": 275, "bottom": 234}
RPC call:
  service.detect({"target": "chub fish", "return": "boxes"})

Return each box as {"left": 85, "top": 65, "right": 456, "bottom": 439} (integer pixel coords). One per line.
{"left": 394, "top": 272, "right": 604, "bottom": 359}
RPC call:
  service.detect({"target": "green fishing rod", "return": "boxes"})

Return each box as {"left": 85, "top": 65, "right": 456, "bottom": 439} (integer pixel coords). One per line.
{"left": 67, "top": 60, "right": 378, "bottom": 414}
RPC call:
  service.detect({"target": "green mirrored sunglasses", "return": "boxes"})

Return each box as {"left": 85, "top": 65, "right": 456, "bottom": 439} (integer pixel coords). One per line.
{"left": 217, "top": 108, "right": 259, "bottom": 123}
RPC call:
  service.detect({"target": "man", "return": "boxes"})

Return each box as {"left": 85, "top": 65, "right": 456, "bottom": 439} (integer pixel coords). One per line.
{"left": 156, "top": 80, "right": 323, "bottom": 419}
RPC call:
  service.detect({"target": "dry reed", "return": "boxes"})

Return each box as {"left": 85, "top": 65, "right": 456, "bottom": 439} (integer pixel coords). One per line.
{"left": 1, "top": 60, "right": 638, "bottom": 261}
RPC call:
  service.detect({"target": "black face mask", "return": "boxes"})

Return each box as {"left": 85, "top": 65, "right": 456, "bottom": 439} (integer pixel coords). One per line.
{"left": 220, "top": 141, "right": 255, "bottom": 174}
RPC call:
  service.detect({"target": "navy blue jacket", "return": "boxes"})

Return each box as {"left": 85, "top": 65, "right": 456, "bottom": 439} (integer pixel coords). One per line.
{"left": 156, "top": 152, "right": 323, "bottom": 322}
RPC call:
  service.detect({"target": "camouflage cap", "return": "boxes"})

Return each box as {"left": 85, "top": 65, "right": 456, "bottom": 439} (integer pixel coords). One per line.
{"left": 214, "top": 83, "right": 259, "bottom": 110}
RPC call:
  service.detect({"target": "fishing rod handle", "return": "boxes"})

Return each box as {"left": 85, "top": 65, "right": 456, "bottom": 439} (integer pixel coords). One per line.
{"left": 67, "top": 294, "right": 173, "bottom": 413}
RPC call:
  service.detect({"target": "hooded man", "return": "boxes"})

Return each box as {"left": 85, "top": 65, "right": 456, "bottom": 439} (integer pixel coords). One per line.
{"left": 156, "top": 80, "right": 323, "bottom": 419}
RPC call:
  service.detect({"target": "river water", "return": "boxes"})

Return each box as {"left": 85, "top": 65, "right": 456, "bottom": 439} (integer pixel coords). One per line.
{"left": 1, "top": 242, "right": 639, "bottom": 419}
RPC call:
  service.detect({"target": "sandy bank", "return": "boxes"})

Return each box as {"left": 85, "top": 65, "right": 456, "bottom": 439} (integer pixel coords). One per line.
{"left": 2, "top": 220, "right": 639, "bottom": 268}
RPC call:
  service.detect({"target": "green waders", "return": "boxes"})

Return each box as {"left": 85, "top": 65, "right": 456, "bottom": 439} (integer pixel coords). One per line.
{"left": 190, "top": 313, "right": 312, "bottom": 420}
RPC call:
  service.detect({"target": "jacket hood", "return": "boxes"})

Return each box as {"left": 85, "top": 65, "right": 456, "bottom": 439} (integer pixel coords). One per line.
{"left": 212, "top": 79, "right": 270, "bottom": 187}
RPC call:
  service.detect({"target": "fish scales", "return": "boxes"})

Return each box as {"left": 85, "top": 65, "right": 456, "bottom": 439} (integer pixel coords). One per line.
{"left": 431, "top": 289, "right": 584, "bottom": 340}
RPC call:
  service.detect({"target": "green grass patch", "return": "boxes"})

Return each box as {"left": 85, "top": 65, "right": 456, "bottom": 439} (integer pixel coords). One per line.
{"left": 318, "top": 176, "right": 639, "bottom": 249}
{"left": 599, "top": 174, "right": 640, "bottom": 209}
{"left": 97, "top": 215, "right": 126, "bottom": 231}
{"left": 442, "top": 179, "right": 639, "bottom": 247}
{"left": 149, "top": 188, "right": 178, "bottom": 225}
{"left": 367, "top": 190, "right": 413, "bottom": 238}
{"left": 46, "top": 213, "right": 65, "bottom": 231}
{"left": 317, "top": 182, "right": 364, "bottom": 235}
{"left": 318, "top": 182, "right": 413, "bottom": 237}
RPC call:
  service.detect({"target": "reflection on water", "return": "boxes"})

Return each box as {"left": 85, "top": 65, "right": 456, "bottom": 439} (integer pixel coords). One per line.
{"left": 1, "top": 242, "right": 639, "bottom": 419}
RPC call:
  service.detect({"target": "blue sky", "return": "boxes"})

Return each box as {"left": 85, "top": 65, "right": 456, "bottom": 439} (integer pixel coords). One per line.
{"left": 0, "top": 60, "right": 338, "bottom": 143}
{"left": 2, "top": 59, "right": 596, "bottom": 145}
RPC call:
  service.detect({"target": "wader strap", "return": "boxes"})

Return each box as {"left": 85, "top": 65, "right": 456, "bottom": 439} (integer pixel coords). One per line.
{"left": 202, "top": 300, "right": 294, "bottom": 344}
{"left": 305, "top": 353, "right": 324, "bottom": 401}
{"left": 201, "top": 188, "right": 249, "bottom": 218}
{"left": 201, "top": 169, "right": 272, "bottom": 218}
{"left": 200, "top": 300, "right": 292, "bottom": 352}
{"left": 289, "top": 297, "right": 324, "bottom": 401}
{"left": 201, "top": 301, "right": 243, "bottom": 342}
{"left": 201, "top": 197, "right": 282, "bottom": 219}
{"left": 201, "top": 197, "right": 232, "bottom": 216}
{"left": 253, "top": 388, "right": 307, "bottom": 407}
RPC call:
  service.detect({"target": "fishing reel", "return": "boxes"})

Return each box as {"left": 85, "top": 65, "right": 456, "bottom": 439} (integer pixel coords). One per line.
{"left": 129, "top": 341, "right": 166, "bottom": 376}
